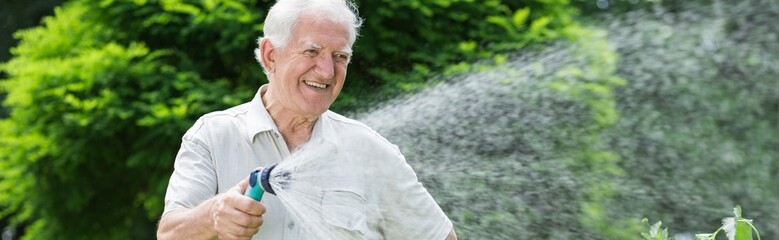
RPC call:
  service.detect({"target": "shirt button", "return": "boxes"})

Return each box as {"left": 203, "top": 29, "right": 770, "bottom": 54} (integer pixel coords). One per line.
{"left": 288, "top": 221, "right": 295, "bottom": 229}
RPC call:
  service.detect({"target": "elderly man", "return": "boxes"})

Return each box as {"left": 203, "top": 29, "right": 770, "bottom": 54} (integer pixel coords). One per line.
{"left": 157, "top": 0, "right": 456, "bottom": 239}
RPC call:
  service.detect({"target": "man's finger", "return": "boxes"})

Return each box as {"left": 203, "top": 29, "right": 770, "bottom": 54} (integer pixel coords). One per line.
{"left": 222, "top": 214, "right": 260, "bottom": 238}
{"left": 225, "top": 191, "right": 266, "bottom": 215}
{"left": 233, "top": 176, "right": 251, "bottom": 194}
{"left": 241, "top": 211, "right": 264, "bottom": 228}
{"left": 242, "top": 200, "right": 266, "bottom": 216}
{"left": 215, "top": 204, "right": 261, "bottom": 238}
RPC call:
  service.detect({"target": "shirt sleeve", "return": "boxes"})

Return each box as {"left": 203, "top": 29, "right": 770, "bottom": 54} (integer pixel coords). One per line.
{"left": 380, "top": 150, "right": 453, "bottom": 240}
{"left": 162, "top": 119, "right": 218, "bottom": 215}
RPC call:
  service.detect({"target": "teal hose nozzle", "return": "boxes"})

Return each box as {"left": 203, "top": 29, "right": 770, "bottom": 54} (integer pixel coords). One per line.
{"left": 243, "top": 163, "right": 278, "bottom": 201}
{"left": 244, "top": 169, "right": 265, "bottom": 201}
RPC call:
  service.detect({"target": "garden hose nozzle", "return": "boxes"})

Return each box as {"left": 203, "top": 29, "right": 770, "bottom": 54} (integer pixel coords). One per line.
{"left": 243, "top": 163, "right": 278, "bottom": 201}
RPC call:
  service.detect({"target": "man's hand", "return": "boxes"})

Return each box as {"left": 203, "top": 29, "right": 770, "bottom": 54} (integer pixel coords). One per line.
{"left": 158, "top": 176, "right": 266, "bottom": 240}
{"left": 211, "top": 177, "right": 266, "bottom": 239}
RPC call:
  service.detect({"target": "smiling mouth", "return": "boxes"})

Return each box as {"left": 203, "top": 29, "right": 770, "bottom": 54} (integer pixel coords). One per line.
{"left": 304, "top": 81, "right": 328, "bottom": 89}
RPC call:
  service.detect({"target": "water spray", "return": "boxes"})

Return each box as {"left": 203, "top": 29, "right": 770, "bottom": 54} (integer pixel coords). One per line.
{"left": 243, "top": 163, "right": 278, "bottom": 201}
{"left": 236, "top": 139, "right": 380, "bottom": 238}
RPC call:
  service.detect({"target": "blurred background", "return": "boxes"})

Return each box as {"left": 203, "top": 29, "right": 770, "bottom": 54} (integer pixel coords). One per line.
{"left": 1, "top": 0, "right": 777, "bottom": 239}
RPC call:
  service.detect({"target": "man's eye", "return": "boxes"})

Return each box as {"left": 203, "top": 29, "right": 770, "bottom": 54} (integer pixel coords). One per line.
{"left": 334, "top": 54, "right": 350, "bottom": 62}
{"left": 304, "top": 49, "right": 318, "bottom": 56}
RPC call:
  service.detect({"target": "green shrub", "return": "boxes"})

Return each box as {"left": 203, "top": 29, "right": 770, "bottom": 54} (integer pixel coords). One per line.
{"left": 642, "top": 206, "right": 762, "bottom": 240}
{"left": 0, "top": 2, "right": 240, "bottom": 238}
{"left": 347, "top": 0, "right": 580, "bottom": 109}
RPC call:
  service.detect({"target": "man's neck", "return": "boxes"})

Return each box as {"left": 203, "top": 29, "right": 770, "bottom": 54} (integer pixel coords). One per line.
{"left": 262, "top": 89, "right": 318, "bottom": 151}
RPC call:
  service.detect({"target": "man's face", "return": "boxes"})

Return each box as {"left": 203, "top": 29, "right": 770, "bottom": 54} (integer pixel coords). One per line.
{"left": 268, "top": 14, "right": 352, "bottom": 118}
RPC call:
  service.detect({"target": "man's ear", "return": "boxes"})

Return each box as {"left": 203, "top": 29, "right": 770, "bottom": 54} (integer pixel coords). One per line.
{"left": 260, "top": 38, "right": 276, "bottom": 73}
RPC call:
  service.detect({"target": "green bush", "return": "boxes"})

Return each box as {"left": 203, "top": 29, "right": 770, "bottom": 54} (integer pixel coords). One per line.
{"left": 346, "top": 0, "right": 580, "bottom": 109}
{"left": 642, "top": 206, "right": 762, "bottom": 240}
{"left": 0, "top": 4, "right": 239, "bottom": 238}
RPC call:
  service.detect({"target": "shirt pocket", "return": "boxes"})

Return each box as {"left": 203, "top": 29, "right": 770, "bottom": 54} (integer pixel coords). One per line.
{"left": 321, "top": 190, "right": 370, "bottom": 235}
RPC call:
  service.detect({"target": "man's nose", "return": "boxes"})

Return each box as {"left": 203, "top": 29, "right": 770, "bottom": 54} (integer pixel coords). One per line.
{"left": 314, "top": 54, "right": 336, "bottom": 80}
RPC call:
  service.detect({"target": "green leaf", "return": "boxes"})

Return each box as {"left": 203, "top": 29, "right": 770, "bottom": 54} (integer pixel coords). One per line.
{"left": 486, "top": 15, "right": 514, "bottom": 34}
{"left": 458, "top": 41, "right": 477, "bottom": 53}
{"left": 530, "top": 16, "right": 552, "bottom": 34}
{"left": 735, "top": 219, "right": 753, "bottom": 240}
{"left": 733, "top": 205, "right": 743, "bottom": 219}
{"left": 493, "top": 54, "right": 507, "bottom": 65}
{"left": 512, "top": 7, "right": 530, "bottom": 28}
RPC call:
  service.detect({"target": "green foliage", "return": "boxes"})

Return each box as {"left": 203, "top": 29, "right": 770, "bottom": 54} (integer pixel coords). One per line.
{"left": 0, "top": 0, "right": 64, "bottom": 62}
{"left": 571, "top": 0, "right": 660, "bottom": 15}
{"left": 0, "top": 2, "right": 239, "bottom": 238}
{"left": 345, "top": 0, "right": 581, "bottom": 109}
{"left": 544, "top": 29, "right": 641, "bottom": 239}
{"left": 642, "top": 219, "right": 670, "bottom": 240}
{"left": 89, "top": 0, "right": 265, "bottom": 90}
{"left": 642, "top": 206, "right": 762, "bottom": 240}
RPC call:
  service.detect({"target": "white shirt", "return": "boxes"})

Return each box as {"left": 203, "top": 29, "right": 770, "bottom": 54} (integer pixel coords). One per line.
{"left": 163, "top": 85, "right": 452, "bottom": 239}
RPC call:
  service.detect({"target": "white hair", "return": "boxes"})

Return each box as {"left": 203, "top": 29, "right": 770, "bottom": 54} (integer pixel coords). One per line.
{"left": 254, "top": 0, "right": 363, "bottom": 73}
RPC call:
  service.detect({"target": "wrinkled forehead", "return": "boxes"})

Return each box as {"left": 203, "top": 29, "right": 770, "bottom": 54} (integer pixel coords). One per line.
{"left": 302, "top": 11, "right": 354, "bottom": 38}
{"left": 290, "top": 14, "right": 353, "bottom": 51}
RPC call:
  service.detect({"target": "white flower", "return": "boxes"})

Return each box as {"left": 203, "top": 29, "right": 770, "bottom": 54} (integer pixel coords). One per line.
{"left": 721, "top": 217, "right": 736, "bottom": 240}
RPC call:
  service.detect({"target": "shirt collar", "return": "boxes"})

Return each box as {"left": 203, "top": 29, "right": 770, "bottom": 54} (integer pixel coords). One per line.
{"left": 247, "top": 84, "right": 278, "bottom": 142}
{"left": 246, "top": 84, "right": 338, "bottom": 145}
{"left": 311, "top": 111, "right": 337, "bottom": 145}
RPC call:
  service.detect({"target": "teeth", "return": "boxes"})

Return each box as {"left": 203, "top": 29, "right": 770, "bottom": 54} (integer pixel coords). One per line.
{"left": 305, "top": 81, "right": 327, "bottom": 89}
